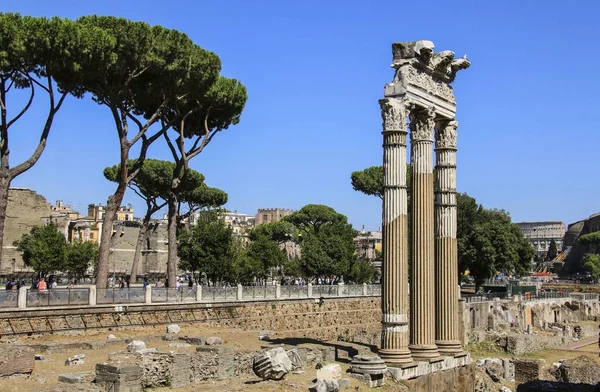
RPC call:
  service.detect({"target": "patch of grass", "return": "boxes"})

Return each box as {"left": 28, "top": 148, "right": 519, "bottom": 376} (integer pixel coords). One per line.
{"left": 466, "top": 339, "right": 505, "bottom": 358}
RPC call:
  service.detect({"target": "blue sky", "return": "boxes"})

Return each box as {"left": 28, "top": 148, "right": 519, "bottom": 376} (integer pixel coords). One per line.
{"left": 3, "top": 0, "right": 600, "bottom": 230}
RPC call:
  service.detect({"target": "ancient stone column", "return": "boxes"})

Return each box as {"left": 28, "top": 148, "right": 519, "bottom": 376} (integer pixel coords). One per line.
{"left": 378, "top": 97, "right": 412, "bottom": 366}
{"left": 434, "top": 119, "right": 463, "bottom": 355}
{"left": 409, "top": 106, "right": 440, "bottom": 361}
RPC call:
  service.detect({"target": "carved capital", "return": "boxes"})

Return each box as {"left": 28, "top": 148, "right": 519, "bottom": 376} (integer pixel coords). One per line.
{"left": 435, "top": 120, "right": 458, "bottom": 149}
{"left": 409, "top": 106, "right": 435, "bottom": 142}
{"left": 379, "top": 98, "right": 410, "bottom": 133}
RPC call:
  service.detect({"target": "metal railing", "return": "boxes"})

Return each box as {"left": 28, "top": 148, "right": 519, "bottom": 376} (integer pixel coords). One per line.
{"left": 0, "top": 290, "right": 18, "bottom": 308}
{"left": 26, "top": 288, "right": 90, "bottom": 307}
{"left": 462, "top": 293, "right": 508, "bottom": 303}
{"left": 97, "top": 288, "right": 145, "bottom": 304}
{"left": 151, "top": 287, "right": 196, "bottom": 303}
{"left": 202, "top": 286, "right": 237, "bottom": 301}
{"left": 242, "top": 285, "right": 277, "bottom": 300}
{"left": 313, "top": 284, "right": 337, "bottom": 297}
{"left": 4, "top": 283, "right": 382, "bottom": 309}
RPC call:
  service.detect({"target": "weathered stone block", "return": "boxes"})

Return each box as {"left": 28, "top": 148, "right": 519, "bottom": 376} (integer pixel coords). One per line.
{"left": 556, "top": 355, "right": 600, "bottom": 384}
{"left": 58, "top": 371, "right": 93, "bottom": 384}
{"left": 0, "top": 345, "right": 34, "bottom": 377}
{"left": 65, "top": 354, "right": 85, "bottom": 366}
{"left": 162, "top": 333, "right": 178, "bottom": 341}
{"left": 317, "top": 363, "right": 342, "bottom": 381}
{"left": 205, "top": 336, "right": 224, "bottom": 345}
{"left": 166, "top": 324, "right": 181, "bottom": 334}
{"left": 514, "top": 359, "right": 544, "bottom": 385}
{"left": 252, "top": 347, "right": 292, "bottom": 380}
{"left": 309, "top": 379, "right": 340, "bottom": 392}
{"left": 126, "top": 341, "right": 146, "bottom": 353}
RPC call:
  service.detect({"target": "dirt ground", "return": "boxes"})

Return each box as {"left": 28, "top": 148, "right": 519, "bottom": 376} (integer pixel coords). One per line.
{"left": 0, "top": 324, "right": 410, "bottom": 392}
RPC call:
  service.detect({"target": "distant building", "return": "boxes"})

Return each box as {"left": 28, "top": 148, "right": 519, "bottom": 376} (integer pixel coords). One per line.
{"left": 562, "top": 212, "right": 600, "bottom": 274}
{"left": 516, "top": 221, "right": 566, "bottom": 258}
{"left": 88, "top": 203, "right": 134, "bottom": 222}
{"left": 255, "top": 208, "right": 294, "bottom": 225}
{"left": 223, "top": 211, "right": 255, "bottom": 242}
{"left": 354, "top": 227, "right": 382, "bottom": 260}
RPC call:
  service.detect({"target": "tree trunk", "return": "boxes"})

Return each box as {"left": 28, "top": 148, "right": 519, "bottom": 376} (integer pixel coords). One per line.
{"left": 130, "top": 217, "right": 150, "bottom": 284}
{"left": 0, "top": 172, "right": 11, "bottom": 276}
{"left": 96, "top": 186, "right": 126, "bottom": 288}
{"left": 166, "top": 192, "right": 178, "bottom": 288}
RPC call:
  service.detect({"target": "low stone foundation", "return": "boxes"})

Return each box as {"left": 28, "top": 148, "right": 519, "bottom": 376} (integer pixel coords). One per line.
{"left": 387, "top": 353, "right": 471, "bottom": 381}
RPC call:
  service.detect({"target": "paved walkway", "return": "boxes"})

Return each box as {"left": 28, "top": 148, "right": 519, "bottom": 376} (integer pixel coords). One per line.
{"left": 555, "top": 336, "right": 597, "bottom": 351}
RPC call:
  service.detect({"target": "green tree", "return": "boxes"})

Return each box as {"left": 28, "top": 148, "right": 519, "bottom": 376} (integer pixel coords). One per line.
{"left": 65, "top": 241, "right": 98, "bottom": 283}
{"left": 462, "top": 209, "right": 534, "bottom": 291}
{"left": 163, "top": 76, "right": 247, "bottom": 288}
{"left": 177, "top": 183, "right": 228, "bottom": 228}
{"left": 71, "top": 16, "right": 223, "bottom": 288}
{"left": 104, "top": 159, "right": 226, "bottom": 282}
{"left": 285, "top": 204, "right": 357, "bottom": 281}
{"left": 347, "top": 259, "right": 378, "bottom": 284}
{"left": 583, "top": 253, "right": 600, "bottom": 281}
{"left": 13, "top": 223, "right": 66, "bottom": 278}
{"left": 0, "top": 14, "right": 108, "bottom": 267}
{"left": 351, "top": 166, "right": 384, "bottom": 199}
{"left": 177, "top": 210, "right": 235, "bottom": 286}
{"left": 244, "top": 237, "right": 286, "bottom": 280}
{"left": 545, "top": 239, "right": 558, "bottom": 261}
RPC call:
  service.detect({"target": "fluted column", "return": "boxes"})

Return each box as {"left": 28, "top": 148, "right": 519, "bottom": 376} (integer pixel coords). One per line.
{"left": 434, "top": 119, "right": 463, "bottom": 355}
{"left": 378, "top": 98, "right": 412, "bottom": 366}
{"left": 409, "top": 106, "right": 440, "bottom": 361}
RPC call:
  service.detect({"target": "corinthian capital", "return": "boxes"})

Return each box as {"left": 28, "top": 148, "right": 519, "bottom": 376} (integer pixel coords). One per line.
{"left": 435, "top": 120, "right": 458, "bottom": 149}
{"left": 409, "top": 106, "right": 435, "bottom": 142}
{"left": 379, "top": 98, "right": 410, "bottom": 133}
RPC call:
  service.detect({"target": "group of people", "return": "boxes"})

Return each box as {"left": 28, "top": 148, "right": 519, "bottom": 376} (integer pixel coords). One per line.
{"left": 5, "top": 277, "right": 57, "bottom": 291}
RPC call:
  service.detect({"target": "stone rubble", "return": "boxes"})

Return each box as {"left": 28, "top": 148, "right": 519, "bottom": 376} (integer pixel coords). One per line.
{"left": 65, "top": 354, "right": 85, "bottom": 366}
{"left": 126, "top": 340, "right": 146, "bottom": 353}
{"left": 205, "top": 336, "right": 224, "bottom": 346}
{"left": 162, "top": 333, "right": 178, "bottom": 341}
{"left": 287, "top": 348, "right": 304, "bottom": 371}
{"left": 252, "top": 347, "right": 293, "bottom": 380}
{"left": 168, "top": 343, "right": 192, "bottom": 348}
{"left": 107, "top": 334, "right": 117, "bottom": 340}
{"left": 58, "top": 371, "right": 94, "bottom": 384}
{"left": 555, "top": 355, "right": 600, "bottom": 384}
{"left": 308, "top": 379, "right": 339, "bottom": 392}
{"left": 316, "top": 363, "right": 342, "bottom": 381}
{"left": 347, "top": 355, "right": 386, "bottom": 388}
{"left": 34, "top": 354, "right": 45, "bottom": 361}
{"left": 166, "top": 324, "right": 181, "bottom": 334}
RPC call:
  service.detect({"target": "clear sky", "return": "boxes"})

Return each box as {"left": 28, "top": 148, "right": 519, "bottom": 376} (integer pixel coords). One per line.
{"left": 3, "top": 0, "right": 600, "bottom": 230}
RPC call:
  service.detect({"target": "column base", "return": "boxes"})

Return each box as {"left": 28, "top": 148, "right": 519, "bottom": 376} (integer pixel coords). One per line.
{"left": 435, "top": 340, "right": 464, "bottom": 356}
{"left": 408, "top": 344, "right": 440, "bottom": 362}
{"left": 378, "top": 348, "right": 413, "bottom": 366}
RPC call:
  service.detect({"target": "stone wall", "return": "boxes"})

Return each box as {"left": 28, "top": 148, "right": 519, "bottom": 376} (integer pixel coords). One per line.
{"left": 108, "top": 224, "right": 169, "bottom": 277}
{"left": 1, "top": 188, "right": 52, "bottom": 275}
{"left": 0, "top": 297, "right": 382, "bottom": 340}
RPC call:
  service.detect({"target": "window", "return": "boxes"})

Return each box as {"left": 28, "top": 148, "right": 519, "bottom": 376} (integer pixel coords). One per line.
{"left": 90, "top": 233, "right": 94, "bottom": 239}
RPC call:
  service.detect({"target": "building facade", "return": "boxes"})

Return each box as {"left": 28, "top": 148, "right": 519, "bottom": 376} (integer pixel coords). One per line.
{"left": 255, "top": 208, "right": 294, "bottom": 225}
{"left": 516, "top": 221, "right": 566, "bottom": 258}
{"left": 354, "top": 228, "right": 383, "bottom": 260}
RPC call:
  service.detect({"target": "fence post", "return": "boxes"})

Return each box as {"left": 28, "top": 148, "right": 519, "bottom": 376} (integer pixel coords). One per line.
{"left": 145, "top": 285, "right": 152, "bottom": 304}
{"left": 196, "top": 285, "right": 202, "bottom": 302}
{"left": 337, "top": 283, "right": 344, "bottom": 297}
{"left": 237, "top": 284, "right": 243, "bottom": 300}
{"left": 307, "top": 283, "right": 313, "bottom": 298}
{"left": 89, "top": 285, "right": 97, "bottom": 306}
{"left": 275, "top": 284, "right": 281, "bottom": 299}
{"left": 363, "top": 283, "right": 368, "bottom": 296}
{"left": 17, "top": 287, "right": 27, "bottom": 309}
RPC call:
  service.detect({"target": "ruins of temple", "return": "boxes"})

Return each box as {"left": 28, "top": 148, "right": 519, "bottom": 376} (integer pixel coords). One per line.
{"left": 378, "top": 40, "right": 470, "bottom": 379}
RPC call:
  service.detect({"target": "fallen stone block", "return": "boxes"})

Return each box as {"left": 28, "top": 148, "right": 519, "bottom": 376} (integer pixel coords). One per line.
{"left": 338, "top": 378, "right": 351, "bottom": 389}
{"left": 348, "top": 355, "right": 386, "bottom": 388}
{"left": 58, "top": 371, "right": 93, "bottom": 384}
{"left": 484, "top": 360, "right": 504, "bottom": 382}
{"left": 169, "top": 343, "right": 192, "bottom": 348}
{"left": 126, "top": 340, "right": 146, "bottom": 353}
{"left": 0, "top": 345, "right": 34, "bottom": 377}
{"left": 317, "top": 363, "right": 342, "bottom": 381}
{"left": 514, "top": 359, "right": 545, "bottom": 385}
{"left": 65, "top": 354, "right": 85, "bottom": 366}
{"left": 252, "top": 347, "right": 293, "bottom": 380}
{"left": 182, "top": 336, "right": 205, "bottom": 345}
{"left": 95, "top": 362, "right": 142, "bottom": 392}
{"left": 167, "top": 324, "right": 181, "bottom": 334}
{"left": 205, "top": 336, "right": 224, "bottom": 345}
{"left": 34, "top": 354, "right": 45, "bottom": 361}
{"left": 287, "top": 349, "right": 304, "bottom": 370}
{"left": 107, "top": 334, "right": 117, "bottom": 340}
{"left": 556, "top": 355, "right": 600, "bottom": 384}
{"left": 162, "top": 333, "right": 178, "bottom": 342}
{"left": 309, "top": 379, "right": 340, "bottom": 392}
